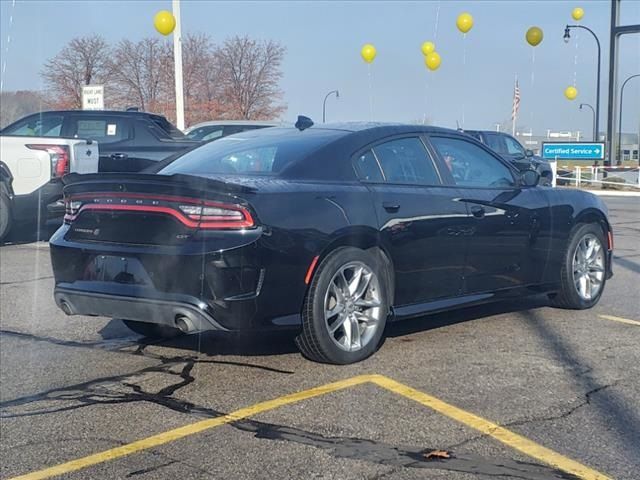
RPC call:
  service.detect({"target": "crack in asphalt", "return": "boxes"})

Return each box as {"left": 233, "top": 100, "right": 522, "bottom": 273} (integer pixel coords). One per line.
{"left": 1, "top": 347, "right": 581, "bottom": 480}
{"left": 0, "top": 336, "right": 294, "bottom": 418}
{"left": 445, "top": 382, "right": 619, "bottom": 452}
{"left": 0, "top": 275, "right": 54, "bottom": 286}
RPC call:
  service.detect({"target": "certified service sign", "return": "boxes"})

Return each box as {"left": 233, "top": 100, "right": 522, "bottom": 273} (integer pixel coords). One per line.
{"left": 541, "top": 142, "right": 605, "bottom": 160}
{"left": 82, "top": 85, "right": 104, "bottom": 110}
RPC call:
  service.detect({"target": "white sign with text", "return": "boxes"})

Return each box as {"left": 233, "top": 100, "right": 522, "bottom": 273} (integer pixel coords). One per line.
{"left": 81, "top": 85, "right": 104, "bottom": 110}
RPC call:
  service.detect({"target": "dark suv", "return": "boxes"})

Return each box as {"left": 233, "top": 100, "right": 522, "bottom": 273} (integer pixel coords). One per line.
{"left": 463, "top": 130, "right": 552, "bottom": 186}
{"left": 1, "top": 111, "right": 200, "bottom": 173}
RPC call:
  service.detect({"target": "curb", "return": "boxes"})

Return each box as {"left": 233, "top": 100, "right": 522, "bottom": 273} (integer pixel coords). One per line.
{"left": 584, "top": 190, "right": 640, "bottom": 197}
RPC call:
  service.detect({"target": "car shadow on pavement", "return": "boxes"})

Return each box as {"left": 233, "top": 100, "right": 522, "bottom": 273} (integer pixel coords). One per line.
{"left": 521, "top": 309, "right": 640, "bottom": 465}
{"left": 0, "top": 220, "right": 59, "bottom": 246}
{"left": 387, "top": 296, "right": 550, "bottom": 338}
{"left": 101, "top": 318, "right": 300, "bottom": 357}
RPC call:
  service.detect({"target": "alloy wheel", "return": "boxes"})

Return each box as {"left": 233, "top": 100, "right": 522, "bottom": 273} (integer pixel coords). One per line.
{"left": 572, "top": 233, "right": 605, "bottom": 301}
{"left": 323, "top": 261, "right": 383, "bottom": 352}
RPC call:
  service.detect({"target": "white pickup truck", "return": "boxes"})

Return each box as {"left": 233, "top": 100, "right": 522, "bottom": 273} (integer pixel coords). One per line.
{"left": 0, "top": 136, "right": 99, "bottom": 241}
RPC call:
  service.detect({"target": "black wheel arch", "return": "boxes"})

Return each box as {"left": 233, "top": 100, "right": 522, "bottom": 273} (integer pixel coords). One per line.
{"left": 574, "top": 207, "right": 611, "bottom": 239}
{"left": 306, "top": 227, "right": 396, "bottom": 306}
{"left": 0, "top": 162, "right": 14, "bottom": 196}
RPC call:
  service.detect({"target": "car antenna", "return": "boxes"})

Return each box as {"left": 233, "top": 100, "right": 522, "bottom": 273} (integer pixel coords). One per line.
{"left": 295, "top": 115, "right": 314, "bottom": 131}
{"left": 456, "top": 120, "right": 462, "bottom": 131}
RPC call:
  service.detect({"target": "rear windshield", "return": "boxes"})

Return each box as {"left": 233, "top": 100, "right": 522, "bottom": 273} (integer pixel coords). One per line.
{"left": 159, "top": 128, "right": 346, "bottom": 176}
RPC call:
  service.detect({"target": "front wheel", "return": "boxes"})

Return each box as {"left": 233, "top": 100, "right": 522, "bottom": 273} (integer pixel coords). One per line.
{"left": 549, "top": 223, "right": 607, "bottom": 309}
{"left": 296, "top": 247, "right": 390, "bottom": 364}
{"left": 121, "top": 319, "right": 182, "bottom": 339}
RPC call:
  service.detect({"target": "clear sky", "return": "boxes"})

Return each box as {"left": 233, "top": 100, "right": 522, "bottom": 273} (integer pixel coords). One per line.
{"left": 1, "top": 0, "right": 638, "bottom": 135}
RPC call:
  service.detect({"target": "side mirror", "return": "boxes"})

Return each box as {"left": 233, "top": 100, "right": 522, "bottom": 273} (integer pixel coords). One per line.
{"left": 520, "top": 169, "right": 540, "bottom": 187}
{"left": 525, "top": 149, "right": 534, "bottom": 157}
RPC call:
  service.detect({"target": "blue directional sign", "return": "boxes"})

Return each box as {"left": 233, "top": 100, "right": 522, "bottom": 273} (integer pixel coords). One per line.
{"left": 541, "top": 142, "right": 605, "bottom": 160}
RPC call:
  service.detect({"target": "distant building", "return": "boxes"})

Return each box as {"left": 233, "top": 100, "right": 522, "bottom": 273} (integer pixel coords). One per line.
{"left": 514, "top": 130, "right": 639, "bottom": 163}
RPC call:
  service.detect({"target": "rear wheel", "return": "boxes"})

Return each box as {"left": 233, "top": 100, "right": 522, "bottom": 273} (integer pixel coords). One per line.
{"left": 121, "top": 319, "right": 182, "bottom": 339}
{"left": 296, "top": 247, "right": 389, "bottom": 364}
{"left": 549, "top": 223, "right": 607, "bottom": 309}
{"left": 0, "top": 183, "right": 12, "bottom": 242}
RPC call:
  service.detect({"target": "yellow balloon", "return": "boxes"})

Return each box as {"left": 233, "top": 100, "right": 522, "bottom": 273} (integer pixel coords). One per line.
{"left": 425, "top": 52, "right": 441, "bottom": 71}
{"left": 361, "top": 44, "right": 377, "bottom": 64}
{"left": 421, "top": 41, "right": 435, "bottom": 56}
{"left": 154, "top": 10, "right": 176, "bottom": 36}
{"left": 565, "top": 86, "right": 578, "bottom": 100}
{"left": 456, "top": 12, "right": 474, "bottom": 34}
{"left": 572, "top": 7, "right": 584, "bottom": 21}
{"left": 525, "top": 26, "right": 544, "bottom": 47}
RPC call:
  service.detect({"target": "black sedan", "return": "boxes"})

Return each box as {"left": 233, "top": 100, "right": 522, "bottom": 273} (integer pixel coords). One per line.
{"left": 50, "top": 122, "right": 613, "bottom": 364}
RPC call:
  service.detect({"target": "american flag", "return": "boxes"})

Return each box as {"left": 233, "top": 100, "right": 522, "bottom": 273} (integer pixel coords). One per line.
{"left": 511, "top": 78, "right": 521, "bottom": 122}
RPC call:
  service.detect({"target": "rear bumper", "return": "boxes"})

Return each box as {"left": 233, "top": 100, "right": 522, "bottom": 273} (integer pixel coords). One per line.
{"left": 54, "top": 285, "right": 228, "bottom": 332}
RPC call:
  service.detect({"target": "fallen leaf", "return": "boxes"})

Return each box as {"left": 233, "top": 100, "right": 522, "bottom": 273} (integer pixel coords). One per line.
{"left": 423, "top": 449, "right": 452, "bottom": 460}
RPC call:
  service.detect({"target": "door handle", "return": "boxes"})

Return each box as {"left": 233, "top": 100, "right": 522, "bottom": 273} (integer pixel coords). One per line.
{"left": 470, "top": 206, "right": 485, "bottom": 218}
{"left": 382, "top": 202, "right": 400, "bottom": 212}
{"left": 110, "top": 153, "right": 128, "bottom": 160}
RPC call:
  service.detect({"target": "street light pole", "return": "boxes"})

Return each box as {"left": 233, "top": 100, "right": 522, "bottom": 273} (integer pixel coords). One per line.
{"left": 173, "top": 0, "right": 185, "bottom": 131}
{"left": 564, "top": 25, "right": 601, "bottom": 144}
{"left": 618, "top": 73, "right": 640, "bottom": 163}
{"left": 579, "top": 103, "right": 596, "bottom": 141}
{"left": 322, "top": 90, "right": 339, "bottom": 123}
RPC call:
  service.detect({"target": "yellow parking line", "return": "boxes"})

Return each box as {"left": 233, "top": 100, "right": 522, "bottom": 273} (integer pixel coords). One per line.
{"left": 598, "top": 314, "right": 640, "bottom": 327}
{"left": 9, "top": 373, "right": 611, "bottom": 480}
{"left": 8, "top": 375, "right": 375, "bottom": 480}
{"left": 370, "top": 375, "right": 611, "bottom": 480}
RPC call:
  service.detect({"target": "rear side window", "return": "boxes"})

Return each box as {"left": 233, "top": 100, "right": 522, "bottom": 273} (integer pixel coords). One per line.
{"left": 160, "top": 128, "right": 346, "bottom": 176}
{"left": 2, "top": 114, "right": 63, "bottom": 137}
{"left": 354, "top": 150, "right": 384, "bottom": 182}
{"left": 186, "top": 126, "right": 224, "bottom": 141}
{"left": 484, "top": 133, "right": 507, "bottom": 154}
{"left": 372, "top": 137, "right": 440, "bottom": 185}
{"left": 70, "top": 117, "right": 128, "bottom": 144}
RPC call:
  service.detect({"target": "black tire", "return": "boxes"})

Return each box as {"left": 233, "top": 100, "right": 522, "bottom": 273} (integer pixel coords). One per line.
{"left": 121, "top": 319, "right": 182, "bottom": 339}
{"left": 549, "top": 223, "right": 607, "bottom": 310}
{"left": 0, "top": 183, "right": 12, "bottom": 242}
{"left": 295, "top": 247, "right": 390, "bottom": 364}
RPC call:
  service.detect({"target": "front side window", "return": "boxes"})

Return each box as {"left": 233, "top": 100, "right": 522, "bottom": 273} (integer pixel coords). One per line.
{"left": 504, "top": 136, "right": 526, "bottom": 156}
{"left": 1, "top": 114, "right": 63, "bottom": 137}
{"left": 430, "top": 136, "right": 515, "bottom": 188}
{"left": 371, "top": 137, "right": 440, "bottom": 185}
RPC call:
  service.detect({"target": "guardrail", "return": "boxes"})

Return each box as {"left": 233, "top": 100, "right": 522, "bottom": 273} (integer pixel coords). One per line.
{"left": 550, "top": 162, "right": 640, "bottom": 190}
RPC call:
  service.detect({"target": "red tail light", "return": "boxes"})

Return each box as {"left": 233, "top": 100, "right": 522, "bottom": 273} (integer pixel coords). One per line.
{"left": 64, "top": 193, "right": 254, "bottom": 230}
{"left": 27, "top": 144, "right": 70, "bottom": 178}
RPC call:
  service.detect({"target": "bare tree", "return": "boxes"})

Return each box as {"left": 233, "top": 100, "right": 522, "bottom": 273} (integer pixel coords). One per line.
{"left": 0, "top": 91, "right": 45, "bottom": 128}
{"left": 161, "top": 33, "right": 225, "bottom": 125}
{"left": 41, "top": 35, "right": 112, "bottom": 109}
{"left": 216, "top": 36, "right": 286, "bottom": 120}
{"left": 109, "top": 38, "right": 173, "bottom": 115}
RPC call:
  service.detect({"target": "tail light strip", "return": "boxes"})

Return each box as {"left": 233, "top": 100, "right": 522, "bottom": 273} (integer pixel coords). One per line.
{"left": 64, "top": 194, "right": 254, "bottom": 230}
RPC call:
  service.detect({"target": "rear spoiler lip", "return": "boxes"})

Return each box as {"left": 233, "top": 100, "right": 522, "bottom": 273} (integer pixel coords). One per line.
{"left": 61, "top": 172, "right": 257, "bottom": 195}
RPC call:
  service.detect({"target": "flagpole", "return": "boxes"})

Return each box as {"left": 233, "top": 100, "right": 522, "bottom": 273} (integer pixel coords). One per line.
{"left": 512, "top": 75, "right": 517, "bottom": 137}
{"left": 173, "top": 0, "right": 185, "bottom": 131}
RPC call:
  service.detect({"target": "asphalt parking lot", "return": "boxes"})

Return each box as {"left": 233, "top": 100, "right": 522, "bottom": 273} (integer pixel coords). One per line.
{"left": 1, "top": 196, "right": 638, "bottom": 480}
